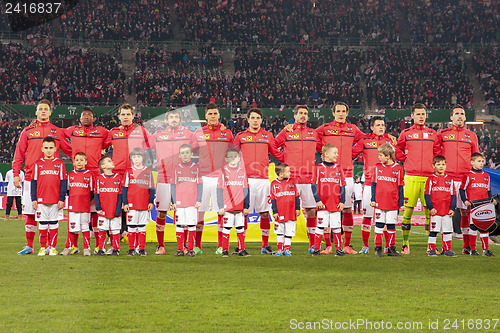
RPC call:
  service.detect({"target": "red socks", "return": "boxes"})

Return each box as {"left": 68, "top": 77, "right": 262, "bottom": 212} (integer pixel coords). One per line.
{"left": 26, "top": 215, "right": 36, "bottom": 248}
{"left": 343, "top": 212, "right": 354, "bottom": 246}
{"left": 156, "top": 216, "right": 166, "bottom": 247}
{"left": 129, "top": 232, "right": 137, "bottom": 250}
{"left": 237, "top": 232, "right": 245, "bottom": 251}
{"left": 260, "top": 217, "right": 270, "bottom": 248}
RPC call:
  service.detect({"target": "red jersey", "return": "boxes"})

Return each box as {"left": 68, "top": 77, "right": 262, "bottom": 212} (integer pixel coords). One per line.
{"left": 396, "top": 124, "right": 439, "bottom": 177}
{"left": 152, "top": 125, "right": 197, "bottom": 184}
{"left": 32, "top": 158, "right": 67, "bottom": 204}
{"left": 217, "top": 165, "right": 248, "bottom": 212}
{"left": 104, "top": 124, "right": 153, "bottom": 173}
{"left": 314, "top": 163, "right": 346, "bottom": 212}
{"left": 373, "top": 162, "right": 404, "bottom": 210}
{"left": 65, "top": 125, "right": 110, "bottom": 174}
{"left": 234, "top": 128, "right": 283, "bottom": 179}
{"left": 275, "top": 123, "right": 318, "bottom": 184}
{"left": 424, "top": 174, "right": 455, "bottom": 215}
{"left": 174, "top": 162, "right": 201, "bottom": 207}
{"left": 352, "top": 133, "right": 394, "bottom": 185}
{"left": 193, "top": 123, "right": 234, "bottom": 177}
{"left": 96, "top": 173, "right": 123, "bottom": 218}
{"left": 13, "top": 121, "right": 71, "bottom": 181}
{"left": 435, "top": 125, "right": 479, "bottom": 181}
{"left": 316, "top": 120, "right": 365, "bottom": 177}
{"left": 270, "top": 178, "right": 299, "bottom": 222}
{"left": 123, "top": 166, "right": 154, "bottom": 210}
{"left": 460, "top": 170, "right": 490, "bottom": 202}
{"left": 67, "top": 169, "right": 94, "bottom": 213}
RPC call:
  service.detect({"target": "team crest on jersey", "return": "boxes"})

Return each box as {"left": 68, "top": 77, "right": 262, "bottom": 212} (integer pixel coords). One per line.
{"left": 238, "top": 175, "right": 244, "bottom": 179}
{"left": 292, "top": 134, "right": 300, "bottom": 139}
{"left": 412, "top": 133, "right": 418, "bottom": 138}
{"left": 289, "top": 184, "right": 295, "bottom": 188}
{"left": 84, "top": 177, "right": 90, "bottom": 181}
{"left": 114, "top": 181, "right": 120, "bottom": 185}
{"left": 51, "top": 129, "right": 57, "bottom": 134}
{"left": 393, "top": 171, "right": 398, "bottom": 175}
{"left": 118, "top": 132, "right": 124, "bottom": 137}
{"left": 70, "top": 222, "right": 76, "bottom": 229}
{"left": 308, "top": 131, "right": 313, "bottom": 135}
{"left": 246, "top": 136, "right": 253, "bottom": 141}
{"left": 262, "top": 134, "right": 268, "bottom": 138}
{"left": 375, "top": 212, "right": 381, "bottom": 219}
{"left": 465, "top": 134, "right": 470, "bottom": 138}
{"left": 128, "top": 216, "right": 133, "bottom": 222}
{"left": 318, "top": 218, "right": 323, "bottom": 222}
{"left": 221, "top": 132, "right": 227, "bottom": 136}
{"left": 34, "top": 131, "right": 40, "bottom": 137}
{"left": 204, "top": 134, "right": 210, "bottom": 140}
{"left": 223, "top": 217, "right": 229, "bottom": 224}
{"left": 329, "top": 129, "right": 339, "bottom": 135}
{"left": 37, "top": 212, "right": 41, "bottom": 218}
{"left": 445, "top": 181, "right": 451, "bottom": 185}
{"left": 159, "top": 135, "right": 169, "bottom": 140}
{"left": 78, "top": 130, "right": 84, "bottom": 136}
{"left": 371, "top": 142, "right": 377, "bottom": 147}
{"left": 449, "top": 134, "right": 455, "bottom": 139}
{"left": 336, "top": 172, "right": 340, "bottom": 176}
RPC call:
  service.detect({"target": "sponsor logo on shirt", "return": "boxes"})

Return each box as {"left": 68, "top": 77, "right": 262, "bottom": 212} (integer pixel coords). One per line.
{"left": 471, "top": 183, "right": 488, "bottom": 188}
{"left": 100, "top": 188, "right": 119, "bottom": 193}
{"left": 320, "top": 178, "right": 340, "bottom": 183}
{"left": 378, "top": 176, "right": 398, "bottom": 182}
{"left": 275, "top": 191, "right": 296, "bottom": 197}
{"left": 40, "top": 170, "right": 59, "bottom": 175}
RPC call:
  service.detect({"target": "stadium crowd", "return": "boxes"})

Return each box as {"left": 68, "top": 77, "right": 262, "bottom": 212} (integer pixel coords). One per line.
{"left": 473, "top": 47, "right": 500, "bottom": 110}
{"left": 364, "top": 47, "right": 473, "bottom": 108}
{"left": 0, "top": 43, "right": 125, "bottom": 106}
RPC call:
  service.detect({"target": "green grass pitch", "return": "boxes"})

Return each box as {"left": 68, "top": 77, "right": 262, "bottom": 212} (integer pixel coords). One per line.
{"left": 0, "top": 218, "right": 498, "bottom": 332}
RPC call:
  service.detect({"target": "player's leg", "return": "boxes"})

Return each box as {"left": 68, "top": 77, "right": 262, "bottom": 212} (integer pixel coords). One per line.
{"left": 185, "top": 207, "right": 197, "bottom": 255}
{"left": 46, "top": 205, "right": 62, "bottom": 255}
{"left": 274, "top": 221, "right": 285, "bottom": 256}
{"left": 360, "top": 185, "right": 374, "bottom": 254}
{"left": 15, "top": 196, "right": 22, "bottom": 217}
{"left": 137, "top": 222, "right": 147, "bottom": 256}
{"left": 427, "top": 215, "right": 439, "bottom": 255}
{"left": 478, "top": 225, "right": 493, "bottom": 256}
{"left": 235, "top": 213, "right": 249, "bottom": 256}
{"left": 251, "top": 179, "right": 273, "bottom": 254}
{"left": 283, "top": 220, "right": 296, "bottom": 256}
{"left": 297, "top": 184, "right": 317, "bottom": 253}
{"left": 342, "top": 177, "right": 356, "bottom": 254}
{"left": 313, "top": 211, "right": 327, "bottom": 255}
{"left": 96, "top": 217, "right": 108, "bottom": 255}
{"left": 221, "top": 212, "right": 234, "bottom": 257}
{"left": 80, "top": 213, "right": 91, "bottom": 255}
{"left": 460, "top": 207, "right": 471, "bottom": 254}
{"left": 401, "top": 175, "right": 419, "bottom": 254}
{"left": 18, "top": 182, "right": 37, "bottom": 254}
{"left": 110, "top": 217, "right": 121, "bottom": 255}
{"left": 373, "top": 210, "right": 384, "bottom": 251}
{"left": 198, "top": 177, "right": 218, "bottom": 254}
{"left": 175, "top": 208, "right": 186, "bottom": 255}
{"left": 441, "top": 215, "right": 456, "bottom": 256}
{"left": 127, "top": 225, "right": 138, "bottom": 255}
{"left": 385, "top": 210, "right": 400, "bottom": 256}
{"left": 155, "top": 183, "right": 171, "bottom": 254}
{"left": 38, "top": 221, "right": 49, "bottom": 256}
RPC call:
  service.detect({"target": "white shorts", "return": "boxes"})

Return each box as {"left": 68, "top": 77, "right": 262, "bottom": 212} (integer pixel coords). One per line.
{"left": 296, "top": 184, "right": 316, "bottom": 209}
{"left": 175, "top": 207, "right": 197, "bottom": 226}
{"left": 222, "top": 211, "right": 245, "bottom": 228}
{"left": 343, "top": 177, "right": 354, "bottom": 209}
{"left": 68, "top": 212, "right": 91, "bottom": 232}
{"left": 374, "top": 209, "right": 398, "bottom": 225}
{"left": 316, "top": 210, "right": 341, "bottom": 229}
{"left": 362, "top": 184, "right": 374, "bottom": 218}
{"left": 98, "top": 216, "right": 121, "bottom": 231}
{"left": 248, "top": 178, "right": 271, "bottom": 213}
{"left": 199, "top": 176, "right": 219, "bottom": 212}
{"left": 155, "top": 183, "right": 172, "bottom": 211}
{"left": 126, "top": 210, "right": 150, "bottom": 226}
{"left": 22, "top": 182, "right": 36, "bottom": 215}
{"left": 453, "top": 181, "right": 465, "bottom": 210}
{"left": 35, "top": 204, "right": 64, "bottom": 222}
{"left": 274, "top": 220, "right": 296, "bottom": 237}
{"left": 430, "top": 215, "right": 453, "bottom": 233}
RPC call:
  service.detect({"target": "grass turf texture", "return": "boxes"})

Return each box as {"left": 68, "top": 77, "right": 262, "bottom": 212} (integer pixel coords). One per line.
{"left": 0, "top": 218, "right": 498, "bottom": 332}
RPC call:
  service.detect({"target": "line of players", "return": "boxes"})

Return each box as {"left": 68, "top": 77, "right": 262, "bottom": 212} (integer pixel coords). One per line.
{"left": 13, "top": 100, "right": 497, "bottom": 256}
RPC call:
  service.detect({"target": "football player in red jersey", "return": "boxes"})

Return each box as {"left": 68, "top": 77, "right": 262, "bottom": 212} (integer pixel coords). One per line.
{"left": 270, "top": 163, "right": 301, "bottom": 256}
{"left": 370, "top": 143, "right": 404, "bottom": 257}
{"left": 424, "top": 156, "right": 457, "bottom": 257}
{"left": 15, "top": 99, "right": 71, "bottom": 255}
{"left": 123, "top": 148, "right": 155, "bottom": 257}
{"left": 31, "top": 136, "right": 68, "bottom": 256}
{"left": 95, "top": 156, "right": 123, "bottom": 256}
{"left": 275, "top": 105, "right": 319, "bottom": 253}
{"left": 234, "top": 108, "right": 283, "bottom": 255}
{"left": 311, "top": 144, "right": 346, "bottom": 257}
{"left": 172, "top": 144, "right": 202, "bottom": 257}
{"left": 435, "top": 105, "right": 479, "bottom": 253}
{"left": 216, "top": 148, "right": 250, "bottom": 257}
{"left": 460, "top": 153, "right": 497, "bottom": 257}
{"left": 64, "top": 107, "right": 110, "bottom": 252}
{"left": 193, "top": 103, "right": 234, "bottom": 254}
{"left": 151, "top": 109, "right": 197, "bottom": 255}
{"left": 61, "top": 152, "right": 94, "bottom": 256}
